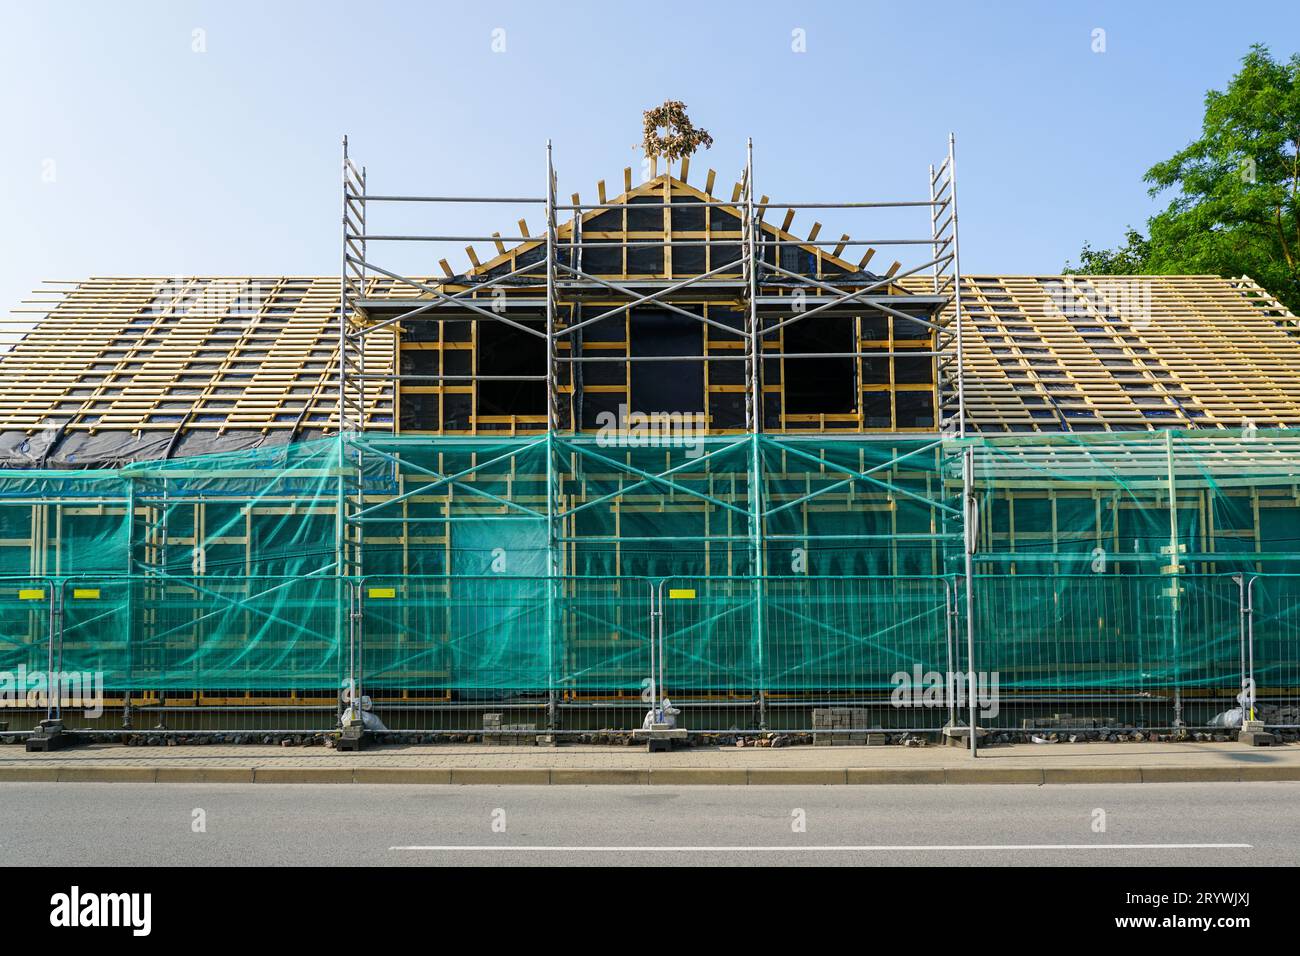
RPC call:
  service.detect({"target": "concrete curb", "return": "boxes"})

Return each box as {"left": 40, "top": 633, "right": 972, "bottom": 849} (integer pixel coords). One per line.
{"left": 2, "top": 764, "right": 1299, "bottom": 785}
{"left": 943, "top": 767, "right": 1045, "bottom": 785}
{"left": 650, "top": 768, "right": 749, "bottom": 786}
{"left": 847, "top": 768, "right": 947, "bottom": 785}
{"left": 448, "top": 768, "right": 550, "bottom": 785}
{"left": 156, "top": 767, "right": 255, "bottom": 784}
{"left": 1045, "top": 767, "right": 1143, "bottom": 785}
{"left": 746, "top": 769, "right": 847, "bottom": 785}
{"left": 353, "top": 768, "right": 452, "bottom": 785}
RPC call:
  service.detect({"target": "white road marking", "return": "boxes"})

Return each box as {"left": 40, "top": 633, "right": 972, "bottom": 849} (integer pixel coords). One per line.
{"left": 390, "top": 842, "right": 1253, "bottom": 852}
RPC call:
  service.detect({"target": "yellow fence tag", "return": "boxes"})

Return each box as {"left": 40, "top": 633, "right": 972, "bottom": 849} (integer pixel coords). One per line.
{"left": 368, "top": 587, "right": 396, "bottom": 599}
{"left": 72, "top": 588, "right": 101, "bottom": 600}
{"left": 18, "top": 589, "right": 45, "bottom": 601}
{"left": 668, "top": 588, "right": 696, "bottom": 600}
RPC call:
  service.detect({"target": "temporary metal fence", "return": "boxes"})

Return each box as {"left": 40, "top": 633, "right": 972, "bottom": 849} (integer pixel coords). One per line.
{"left": 970, "top": 574, "right": 1243, "bottom": 736}
{"left": 1238, "top": 574, "right": 1300, "bottom": 729}
{"left": 1, "top": 571, "right": 1293, "bottom": 747}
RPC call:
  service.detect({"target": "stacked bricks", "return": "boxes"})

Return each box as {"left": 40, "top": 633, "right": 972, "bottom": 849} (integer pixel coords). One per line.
{"left": 482, "top": 713, "right": 539, "bottom": 746}
{"left": 813, "top": 708, "right": 885, "bottom": 746}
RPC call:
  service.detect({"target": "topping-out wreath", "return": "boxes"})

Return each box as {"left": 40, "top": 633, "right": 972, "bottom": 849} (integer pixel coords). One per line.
{"left": 641, "top": 100, "right": 714, "bottom": 162}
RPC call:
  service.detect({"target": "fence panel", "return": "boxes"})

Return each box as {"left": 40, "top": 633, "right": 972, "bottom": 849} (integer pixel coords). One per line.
{"left": 358, "top": 575, "right": 653, "bottom": 737}
{"left": 1245, "top": 575, "right": 1300, "bottom": 729}
{"left": 131, "top": 575, "right": 341, "bottom": 735}
{"left": 555, "top": 575, "right": 653, "bottom": 735}
{"left": 656, "top": 577, "right": 759, "bottom": 733}
{"left": 0, "top": 578, "right": 55, "bottom": 726}
{"left": 359, "top": 575, "right": 549, "bottom": 736}
{"left": 971, "top": 573, "right": 1241, "bottom": 735}
{"left": 652, "top": 576, "right": 953, "bottom": 734}
{"left": 762, "top": 576, "right": 954, "bottom": 734}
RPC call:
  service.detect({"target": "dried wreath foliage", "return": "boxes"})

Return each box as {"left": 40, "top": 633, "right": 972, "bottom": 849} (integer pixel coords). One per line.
{"left": 641, "top": 100, "right": 714, "bottom": 162}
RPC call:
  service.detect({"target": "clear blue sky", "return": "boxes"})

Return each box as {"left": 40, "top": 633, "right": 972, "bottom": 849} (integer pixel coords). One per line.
{"left": 3, "top": 0, "right": 1297, "bottom": 316}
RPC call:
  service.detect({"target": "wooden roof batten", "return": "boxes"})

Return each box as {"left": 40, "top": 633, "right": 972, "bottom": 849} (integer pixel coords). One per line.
{"left": 4, "top": 273, "right": 1299, "bottom": 457}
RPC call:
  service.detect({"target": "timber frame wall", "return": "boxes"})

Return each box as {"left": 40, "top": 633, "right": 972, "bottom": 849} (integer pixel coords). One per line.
{"left": 339, "top": 136, "right": 965, "bottom": 440}
{"left": 333, "top": 134, "right": 968, "bottom": 579}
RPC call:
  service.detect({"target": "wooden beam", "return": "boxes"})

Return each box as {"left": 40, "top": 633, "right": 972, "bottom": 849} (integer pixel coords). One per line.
{"left": 704, "top": 169, "right": 716, "bottom": 196}
{"left": 438, "top": 259, "right": 454, "bottom": 278}
{"left": 780, "top": 209, "right": 796, "bottom": 233}
{"left": 680, "top": 156, "right": 690, "bottom": 183}
{"left": 597, "top": 179, "right": 607, "bottom": 204}
{"left": 491, "top": 232, "right": 506, "bottom": 255}
{"left": 517, "top": 218, "right": 530, "bottom": 238}
{"left": 833, "top": 234, "right": 850, "bottom": 258}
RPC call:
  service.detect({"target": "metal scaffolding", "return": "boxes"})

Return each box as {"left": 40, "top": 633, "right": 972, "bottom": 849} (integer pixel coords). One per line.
{"left": 335, "top": 134, "right": 972, "bottom": 740}
{"left": 337, "top": 134, "right": 964, "bottom": 435}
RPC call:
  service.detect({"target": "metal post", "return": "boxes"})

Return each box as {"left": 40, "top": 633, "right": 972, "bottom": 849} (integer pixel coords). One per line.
{"left": 1165, "top": 429, "right": 1182, "bottom": 729}
{"left": 945, "top": 577, "right": 957, "bottom": 729}
{"left": 352, "top": 580, "right": 364, "bottom": 713}
{"left": 338, "top": 138, "right": 351, "bottom": 721}
{"left": 964, "top": 446, "right": 978, "bottom": 756}
{"left": 1246, "top": 575, "right": 1257, "bottom": 721}
{"left": 746, "top": 139, "right": 761, "bottom": 437}
{"left": 338, "top": 136, "right": 350, "bottom": 435}
{"left": 948, "top": 133, "right": 967, "bottom": 439}
{"left": 745, "top": 139, "right": 767, "bottom": 730}
{"left": 929, "top": 163, "right": 938, "bottom": 294}
{"left": 123, "top": 477, "right": 136, "bottom": 730}
{"left": 338, "top": 136, "right": 359, "bottom": 724}
{"left": 1236, "top": 572, "right": 1247, "bottom": 715}
{"left": 657, "top": 580, "right": 666, "bottom": 716}
{"left": 648, "top": 581, "right": 659, "bottom": 718}
{"left": 46, "top": 584, "right": 60, "bottom": 722}
{"left": 545, "top": 142, "right": 560, "bottom": 734}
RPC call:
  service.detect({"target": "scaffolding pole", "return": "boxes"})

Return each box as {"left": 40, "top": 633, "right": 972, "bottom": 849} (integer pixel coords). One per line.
{"left": 545, "top": 140, "right": 560, "bottom": 734}
{"left": 744, "top": 139, "right": 767, "bottom": 729}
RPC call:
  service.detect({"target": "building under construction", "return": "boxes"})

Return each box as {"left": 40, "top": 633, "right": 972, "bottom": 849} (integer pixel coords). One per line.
{"left": 2, "top": 136, "right": 1299, "bottom": 741}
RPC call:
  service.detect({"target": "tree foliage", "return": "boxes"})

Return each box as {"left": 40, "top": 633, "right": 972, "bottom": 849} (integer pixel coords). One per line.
{"left": 1067, "top": 44, "right": 1300, "bottom": 312}
{"left": 1071, "top": 228, "right": 1150, "bottom": 275}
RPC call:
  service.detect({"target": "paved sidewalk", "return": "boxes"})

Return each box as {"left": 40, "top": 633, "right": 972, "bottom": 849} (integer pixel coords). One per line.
{"left": 1, "top": 740, "right": 1297, "bottom": 785}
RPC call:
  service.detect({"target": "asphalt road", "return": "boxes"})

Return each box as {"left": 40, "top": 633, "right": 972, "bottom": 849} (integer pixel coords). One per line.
{"left": 0, "top": 781, "right": 1293, "bottom": 866}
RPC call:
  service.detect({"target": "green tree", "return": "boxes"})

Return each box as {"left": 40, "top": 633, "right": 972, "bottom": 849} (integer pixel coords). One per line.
{"left": 1071, "top": 227, "right": 1149, "bottom": 275}
{"left": 1067, "top": 44, "right": 1300, "bottom": 313}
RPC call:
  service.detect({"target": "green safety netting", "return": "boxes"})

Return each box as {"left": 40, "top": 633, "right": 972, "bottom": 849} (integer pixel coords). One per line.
{"left": 0, "top": 430, "right": 1294, "bottom": 709}
{"left": 966, "top": 430, "right": 1300, "bottom": 709}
